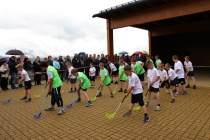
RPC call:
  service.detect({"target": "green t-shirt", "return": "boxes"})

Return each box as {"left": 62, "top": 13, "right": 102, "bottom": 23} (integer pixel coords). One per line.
{"left": 132, "top": 61, "right": 145, "bottom": 75}
{"left": 100, "top": 68, "right": 111, "bottom": 86}
{"left": 77, "top": 72, "right": 90, "bottom": 89}
{"left": 119, "top": 65, "right": 127, "bottom": 81}
{"left": 47, "top": 66, "right": 62, "bottom": 88}
{"left": 155, "top": 59, "right": 162, "bottom": 68}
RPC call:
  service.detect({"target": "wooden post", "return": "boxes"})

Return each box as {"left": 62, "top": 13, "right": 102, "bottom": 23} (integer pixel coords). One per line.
{"left": 107, "top": 19, "right": 114, "bottom": 61}
{"left": 148, "top": 31, "right": 152, "bottom": 56}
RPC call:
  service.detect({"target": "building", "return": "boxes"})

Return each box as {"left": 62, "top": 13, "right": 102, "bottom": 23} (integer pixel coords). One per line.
{"left": 93, "top": 0, "right": 210, "bottom": 66}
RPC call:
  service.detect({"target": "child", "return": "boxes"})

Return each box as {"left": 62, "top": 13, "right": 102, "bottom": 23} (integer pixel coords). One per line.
{"left": 184, "top": 56, "right": 196, "bottom": 89}
{"left": 71, "top": 68, "right": 92, "bottom": 107}
{"left": 172, "top": 55, "right": 188, "bottom": 95}
{"left": 155, "top": 55, "right": 162, "bottom": 68}
{"left": 146, "top": 55, "right": 155, "bottom": 67}
{"left": 158, "top": 63, "right": 175, "bottom": 103}
{"left": 118, "top": 59, "right": 128, "bottom": 93}
{"left": 131, "top": 58, "right": 145, "bottom": 86}
{"left": 123, "top": 65, "right": 149, "bottom": 123}
{"left": 66, "top": 62, "right": 76, "bottom": 93}
{"left": 165, "top": 63, "right": 179, "bottom": 97}
{"left": 97, "top": 63, "right": 114, "bottom": 98}
{"left": 145, "top": 61, "right": 161, "bottom": 111}
{"left": 15, "top": 64, "right": 32, "bottom": 102}
{"left": 108, "top": 60, "right": 118, "bottom": 84}
{"left": 89, "top": 62, "right": 96, "bottom": 88}
{"left": 40, "top": 61, "right": 64, "bottom": 115}
{"left": 0, "top": 61, "right": 9, "bottom": 91}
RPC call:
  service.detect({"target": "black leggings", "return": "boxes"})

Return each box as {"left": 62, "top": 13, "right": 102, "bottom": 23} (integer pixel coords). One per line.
{"left": 51, "top": 86, "right": 63, "bottom": 107}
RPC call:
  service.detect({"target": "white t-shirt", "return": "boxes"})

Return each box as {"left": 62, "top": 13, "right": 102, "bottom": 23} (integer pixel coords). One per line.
{"left": 89, "top": 67, "right": 96, "bottom": 77}
{"left": 174, "top": 60, "right": 185, "bottom": 78}
{"left": 147, "top": 67, "right": 160, "bottom": 88}
{"left": 158, "top": 69, "right": 168, "bottom": 81}
{"left": 109, "top": 63, "right": 117, "bottom": 72}
{"left": 184, "top": 61, "right": 194, "bottom": 72}
{"left": 21, "top": 70, "right": 31, "bottom": 81}
{"left": 68, "top": 66, "right": 76, "bottom": 79}
{"left": 168, "top": 68, "right": 178, "bottom": 80}
{"left": 128, "top": 72, "right": 143, "bottom": 94}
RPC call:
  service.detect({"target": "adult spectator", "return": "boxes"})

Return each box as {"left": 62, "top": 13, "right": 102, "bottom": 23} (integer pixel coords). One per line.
{"left": 33, "top": 57, "right": 42, "bottom": 85}
{"left": 58, "top": 56, "right": 64, "bottom": 81}
{"left": 8, "top": 56, "right": 18, "bottom": 89}
{"left": 47, "top": 55, "right": 53, "bottom": 66}
{"left": 72, "top": 53, "right": 81, "bottom": 69}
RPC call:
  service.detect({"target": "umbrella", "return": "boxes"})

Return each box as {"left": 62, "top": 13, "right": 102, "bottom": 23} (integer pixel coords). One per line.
{"left": 78, "top": 52, "right": 86, "bottom": 58}
{"left": 6, "top": 49, "right": 24, "bottom": 55}
{"left": 133, "top": 51, "right": 143, "bottom": 55}
{"left": 142, "top": 51, "right": 148, "bottom": 55}
{"left": 118, "top": 51, "right": 128, "bottom": 55}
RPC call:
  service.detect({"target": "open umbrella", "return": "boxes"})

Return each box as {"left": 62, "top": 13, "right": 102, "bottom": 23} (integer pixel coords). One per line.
{"left": 133, "top": 51, "right": 143, "bottom": 55}
{"left": 6, "top": 49, "right": 24, "bottom": 55}
{"left": 118, "top": 51, "right": 128, "bottom": 55}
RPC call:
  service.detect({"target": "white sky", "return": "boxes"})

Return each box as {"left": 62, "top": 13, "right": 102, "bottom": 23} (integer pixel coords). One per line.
{"left": 0, "top": 0, "right": 148, "bottom": 58}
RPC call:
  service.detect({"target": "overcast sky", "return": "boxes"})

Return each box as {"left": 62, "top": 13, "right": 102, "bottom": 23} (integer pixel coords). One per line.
{"left": 0, "top": 0, "right": 148, "bottom": 58}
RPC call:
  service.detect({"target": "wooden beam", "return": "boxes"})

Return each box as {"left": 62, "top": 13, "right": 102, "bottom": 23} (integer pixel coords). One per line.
{"left": 110, "top": 0, "right": 210, "bottom": 29}
{"left": 148, "top": 31, "right": 152, "bottom": 56}
{"left": 107, "top": 19, "right": 114, "bottom": 61}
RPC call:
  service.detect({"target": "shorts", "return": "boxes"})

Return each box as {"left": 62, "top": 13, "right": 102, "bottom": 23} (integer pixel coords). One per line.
{"left": 187, "top": 71, "right": 194, "bottom": 77}
{"left": 149, "top": 86, "right": 159, "bottom": 93}
{"left": 137, "top": 73, "right": 144, "bottom": 81}
{"left": 131, "top": 93, "right": 144, "bottom": 106}
{"left": 160, "top": 80, "right": 170, "bottom": 89}
{"left": 89, "top": 76, "right": 96, "bottom": 81}
{"left": 70, "top": 78, "right": 76, "bottom": 84}
{"left": 178, "top": 78, "right": 186, "bottom": 85}
{"left": 111, "top": 71, "right": 117, "bottom": 77}
{"left": 24, "top": 81, "right": 31, "bottom": 90}
{"left": 170, "top": 77, "right": 179, "bottom": 87}
{"left": 103, "top": 82, "right": 111, "bottom": 86}
{"left": 120, "top": 80, "right": 126, "bottom": 82}
{"left": 81, "top": 88, "right": 87, "bottom": 91}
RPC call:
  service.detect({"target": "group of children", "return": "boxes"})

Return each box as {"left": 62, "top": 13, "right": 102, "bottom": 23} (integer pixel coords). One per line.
{"left": 10, "top": 54, "right": 196, "bottom": 122}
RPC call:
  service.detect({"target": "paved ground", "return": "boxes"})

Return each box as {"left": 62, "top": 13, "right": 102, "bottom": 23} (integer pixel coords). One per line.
{"left": 0, "top": 77, "right": 209, "bottom": 140}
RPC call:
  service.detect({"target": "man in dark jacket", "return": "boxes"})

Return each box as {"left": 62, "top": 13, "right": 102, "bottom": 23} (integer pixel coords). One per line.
{"left": 8, "top": 56, "right": 18, "bottom": 89}
{"left": 72, "top": 54, "right": 81, "bottom": 69}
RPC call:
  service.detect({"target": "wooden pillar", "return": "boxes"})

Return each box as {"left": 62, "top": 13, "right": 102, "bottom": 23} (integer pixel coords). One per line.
{"left": 148, "top": 31, "right": 152, "bottom": 56}
{"left": 107, "top": 19, "right": 114, "bottom": 61}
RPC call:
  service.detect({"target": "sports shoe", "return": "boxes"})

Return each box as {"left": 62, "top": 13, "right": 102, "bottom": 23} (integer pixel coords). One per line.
{"left": 182, "top": 91, "right": 188, "bottom": 95}
{"left": 144, "top": 115, "right": 150, "bottom": 123}
{"left": 174, "top": 92, "right": 179, "bottom": 97}
{"left": 58, "top": 108, "right": 64, "bottom": 115}
{"left": 111, "top": 93, "right": 114, "bottom": 98}
{"left": 75, "top": 98, "right": 81, "bottom": 103}
{"left": 172, "top": 89, "right": 177, "bottom": 93}
{"left": 96, "top": 93, "right": 102, "bottom": 97}
{"left": 85, "top": 101, "right": 92, "bottom": 107}
{"left": 145, "top": 102, "right": 149, "bottom": 107}
{"left": 45, "top": 106, "right": 55, "bottom": 111}
{"left": 193, "top": 85, "right": 196, "bottom": 89}
{"left": 20, "top": 96, "right": 27, "bottom": 100}
{"left": 165, "top": 89, "right": 170, "bottom": 94}
{"left": 25, "top": 98, "right": 32, "bottom": 102}
{"left": 170, "top": 98, "right": 175, "bottom": 103}
{"left": 186, "top": 84, "right": 190, "bottom": 88}
{"left": 74, "top": 89, "right": 77, "bottom": 92}
{"left": 111, "top": 81, "right": 113, "bottom": 83}
{"left": 155, "top": 106, "right": 161, "bottom": 111}
{"left": 118, "top": 88, "right": 123, "bottom": 92}
{"left": 68, "top": 90, "right": 73, "bottom": 93}
{"left": 123, "top": 110, "right": 131, "bottom": 117}
{"left": 124, "top": 89, "right": 127, "bottom": 93}
{"left": 114, "top": 81, "right": 118, "bottom": 84}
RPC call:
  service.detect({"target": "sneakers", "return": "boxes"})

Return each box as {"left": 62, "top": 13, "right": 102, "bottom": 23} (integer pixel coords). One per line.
{"left": 155, "top": 106, "right": 161, "bottom": 111}
{"left": 118, "top": 88, "right": 123, "bottom": 92}
{"left": 165, "top": 89, "right": 170, "bottom": 94}
{"left": 186, "top": 84, "right": 190, "bottom": 88}
{"left": 182, "top": 91, "right": 188, "bottom": 95}
{"left": 58, "top": 108, "right": 64, "bottom": 115}
{"left": 25, "top": 98, "right": 32, "bottom": 102}
{"left": 96, "top": 93, "right": 102, "bottom": 97}
{"left": 111, "top": 93, "right": 114, "bottom": 98}
{"left": 68, "top": 90, "right": 73, "bottom": 93}
{"left": 174, "top": 92, "right": 179, "bottom": 97}
{"left": 124, "top": 89, "right": 127, "bottom": 93}
{"left": 45, "top": 106, "right": 55, "bottom": 111}
{"left": 145, "top": 102, "right": 149, "bottom": 107}
{"left": 114, "top": 81, "right": 118, "bottom": 84}
{"left": 75, "top": 98, "right": 81, "bottom": 103}
{"left": 193, "top": 85, "right": 196, "bottom": 89}
{"left": 123, "top": 110, "right": 131, "bottom": 117}
{"left": 170, "top": 98, "right": 175, "bottom": 103}
{"left": 20, "top": 96, "right": 27, "bottom": 100}
{"left": 85, "top": 101, "right": 92, "bottom": 107}
{"left": 144, "top": 115, "right": 150, "bottom": 123}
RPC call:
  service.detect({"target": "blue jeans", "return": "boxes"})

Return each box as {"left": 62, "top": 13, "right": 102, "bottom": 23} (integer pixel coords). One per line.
{"left": 10, "top": 72, "right": 17, "bottom": 88}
